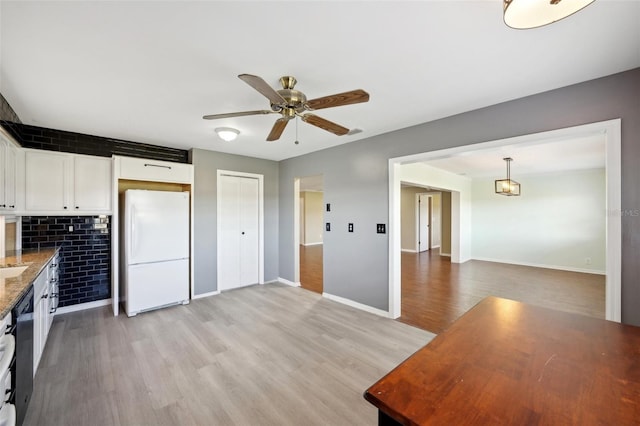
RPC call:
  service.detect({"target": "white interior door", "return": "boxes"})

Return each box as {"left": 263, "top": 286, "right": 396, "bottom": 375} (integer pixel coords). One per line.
{"left": 239, "top": 177, "right": 259, "bottom": 286}
{"left": 218, "top": 174, "right": 260, "bottom": 290}
{"left": 430, "top": 193, "right": 442, "bottom": 248}
{"left": 418, "top": 193, "right": 430, "bottom": 252}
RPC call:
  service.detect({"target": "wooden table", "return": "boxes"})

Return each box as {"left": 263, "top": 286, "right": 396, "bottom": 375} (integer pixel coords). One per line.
{"left": 364, "top": 296, "right": 640, "bottom": 425}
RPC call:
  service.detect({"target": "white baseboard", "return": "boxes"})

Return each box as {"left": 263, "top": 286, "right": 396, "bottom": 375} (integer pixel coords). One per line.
{"left": 322, "top": 292, "right": 391, "bottom": 318}
{"left": 439, "top": 252, "right": 451, "bottom": 257}
{"left": 432, "top": 245, "right": 441, "bottom": 249}
{"left": 192, "top": 290, "right": 220, "bottom": 299}
{"left": 55, "top": 298, "right": 112, "bottom": 315}
{"left": 278, "top": 277, "right": 300, "bottom": 287}
{"left": 302, "top": 242, "right": 323, "bottom": 247}
{"left": 401, "top": 249, "right": 416, "bottom": 253}
{"left": 472, "top": 257, "right": 606, "bottom": 275}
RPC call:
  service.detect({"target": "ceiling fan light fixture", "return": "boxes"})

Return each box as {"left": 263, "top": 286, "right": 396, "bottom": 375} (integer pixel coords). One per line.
{"left": 215, "top": 127, "right": 240, "bottom": 142}
{"left": 503, "top": 0, "right": 595, "bottom": 29}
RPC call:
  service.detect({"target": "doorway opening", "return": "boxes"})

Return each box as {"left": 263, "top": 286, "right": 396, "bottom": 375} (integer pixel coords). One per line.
{"left": 388, "top": 119, "right": 622, "bottom": 323}
{"left": 295, "top": 175, "right": 324, "bottom": 293}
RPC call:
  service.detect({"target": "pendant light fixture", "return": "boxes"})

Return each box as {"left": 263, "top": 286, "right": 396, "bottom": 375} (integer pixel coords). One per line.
{"left": 503, "top": 0, "right": 595, "bottom": 29}
{"left": 495, "top": 157, "right": 521, "bottom": 196}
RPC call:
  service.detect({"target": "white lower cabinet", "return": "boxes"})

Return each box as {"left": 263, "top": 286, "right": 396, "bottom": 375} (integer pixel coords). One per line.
{"left": 0, "top": 311, "right": 14, "bottom": 422}
{"left": 33, "top": 263, "right": 52, "bottom": 375}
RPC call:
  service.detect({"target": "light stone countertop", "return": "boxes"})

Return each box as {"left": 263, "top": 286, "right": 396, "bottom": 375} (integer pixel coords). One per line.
{"left": 0, "top": 248, "right": 59, "bottom": 318}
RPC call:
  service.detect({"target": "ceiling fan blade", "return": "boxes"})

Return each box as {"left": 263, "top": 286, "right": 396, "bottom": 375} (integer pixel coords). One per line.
{"left": 238, "top": 74, "right": 286, "bottom": 106}
{"left": 301, "top": 114, "right": 349, "bottom": 136}
{"left": 203, "top": 110, "right": 275, "bottom": 120}
{"left": 266, "top": 118, "right": 290, "bottom": 141}
{"left": 305, "top": 89, "right": 370, "bottom": 111}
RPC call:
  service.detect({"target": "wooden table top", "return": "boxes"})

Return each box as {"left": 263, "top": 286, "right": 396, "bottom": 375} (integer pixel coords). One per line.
{"left": 364, "top": 296, "right": 640, "bottom": 425}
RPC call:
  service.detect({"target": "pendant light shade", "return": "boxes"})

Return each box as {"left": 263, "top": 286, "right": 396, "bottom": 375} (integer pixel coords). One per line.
{"left": 503, "top": 0, "right": 595, "bottom": 29}
{"left": 495, "top": 157, "right": 521, "bottom": 196}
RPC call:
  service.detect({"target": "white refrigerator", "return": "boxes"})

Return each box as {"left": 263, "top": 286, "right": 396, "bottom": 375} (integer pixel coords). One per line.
{"left": 123, "top": 190, "right": 190, "bottom": 317}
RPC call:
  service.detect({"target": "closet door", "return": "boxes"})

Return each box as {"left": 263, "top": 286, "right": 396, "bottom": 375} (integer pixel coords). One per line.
{"left": 218, "top": 174, "right": 259, "bottom": 290}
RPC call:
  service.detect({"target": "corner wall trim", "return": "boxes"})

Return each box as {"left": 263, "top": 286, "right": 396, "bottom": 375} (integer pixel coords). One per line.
{"left": 278, "top": 277, "right": 300, "bottom": 287}
{"left": 54, "top": 298, "right": 112, "bottom": 315}
{"left": 322, "top": 292, "right": 391, "bottom": 318}
{"left": 192, "top": 290, "right": 221, "bottom": 299}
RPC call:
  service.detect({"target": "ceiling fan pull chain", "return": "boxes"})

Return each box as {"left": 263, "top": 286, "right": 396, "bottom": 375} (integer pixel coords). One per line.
{"left": 295, "top": 116, "right": 300, "bottom": 145}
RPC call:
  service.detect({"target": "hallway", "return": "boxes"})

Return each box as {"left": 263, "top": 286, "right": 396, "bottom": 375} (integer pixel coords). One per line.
{"left": 300, "top": 244, "right": 323, "bottom": 294}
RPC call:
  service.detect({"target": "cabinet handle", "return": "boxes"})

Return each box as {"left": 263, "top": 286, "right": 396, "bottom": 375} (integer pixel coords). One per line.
{"left": 75, "top": 206, "right": 79, "bottom": 209}
{"left": 0, "top": 204, "right": 5, "bottom": 208}
{"left": 144, "top": 163, "right": 171, "bottom": 170}
{"left": 63, "top": 206, "right": 68, "bottom": 209}
{"left": 9, "top": 205, "right": 14, "bottom": 208}
{"left": 42, "top": 294, "right": 48, "bottom": 299}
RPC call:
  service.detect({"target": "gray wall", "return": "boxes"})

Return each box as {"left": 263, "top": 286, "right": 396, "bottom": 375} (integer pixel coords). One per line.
{"left": 279, "top": 67, "right": 640, "bottom": 324}
{"left": 190, "top": 148, "right": 279, "bottom": 295}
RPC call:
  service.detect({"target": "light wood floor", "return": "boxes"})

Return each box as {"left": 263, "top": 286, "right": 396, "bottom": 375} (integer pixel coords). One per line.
{"left": 300, "top": 244, "right": 323, "bottom": 294}
{"left": 25, "top": 283, "right": 434, "bottom": 426}
{"left": 399, "top": 251, "right": 606, "bottom": 334}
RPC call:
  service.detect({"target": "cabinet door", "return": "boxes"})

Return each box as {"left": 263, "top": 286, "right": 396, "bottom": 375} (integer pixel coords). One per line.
{"left": 4, "top": 143, "right": 17, "bottom": 209}
{"left": 25, "top": 150, "right": 72, "bottom": 211}
{"left": 74, "top": 156, "right": 112, "bottom": 212}
{"left": 0, "top": 141, "right": 5, "bottom": 208}
{"left": 118, "top": 156, "right": 192, "bottom": 183}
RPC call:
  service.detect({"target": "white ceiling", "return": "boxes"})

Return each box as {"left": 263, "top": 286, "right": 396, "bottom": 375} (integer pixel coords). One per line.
{"left": 1, "top": 1, "right": 639, "bottom": 162}
{"left": 421, "top": 132, "right": 606, "bottom": 179}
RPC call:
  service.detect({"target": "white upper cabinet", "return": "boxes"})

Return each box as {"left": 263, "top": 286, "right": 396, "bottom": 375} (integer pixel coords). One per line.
{"left": 25, "top": 150, "right": 70, "bottom": 211}
{"left": 24, "top": 149, "right": 112, "bottom": 214}
{"left": 0, "top": 134, "right": 19, "bottom": 211}
{"left": 74, "top": 155, "right": 112, "bottom": 211}
{"left": 116, "top": 156, "right": 192, "bottom": 184}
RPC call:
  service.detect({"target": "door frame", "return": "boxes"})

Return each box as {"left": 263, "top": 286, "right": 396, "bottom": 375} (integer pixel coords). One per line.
{"left": 216, "top": 169, "right": 265, "bottom": 289}
{"left": 388, "top": 119, "right": 622, "bottom": 322}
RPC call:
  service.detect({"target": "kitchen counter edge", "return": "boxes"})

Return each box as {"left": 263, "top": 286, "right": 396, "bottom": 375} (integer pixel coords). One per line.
{"left": 0, "top": 248, "right": 60, "bottom": 318}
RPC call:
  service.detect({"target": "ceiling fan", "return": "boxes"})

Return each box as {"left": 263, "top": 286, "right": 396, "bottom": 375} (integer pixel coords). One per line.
{"left": 203, "top": 74, "right": 370, "bottom": 142}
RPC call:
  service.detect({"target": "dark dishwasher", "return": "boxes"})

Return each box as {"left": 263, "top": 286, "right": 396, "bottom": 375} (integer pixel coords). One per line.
{"left": 12, "top": 286, "right": 33, "bottom": 426}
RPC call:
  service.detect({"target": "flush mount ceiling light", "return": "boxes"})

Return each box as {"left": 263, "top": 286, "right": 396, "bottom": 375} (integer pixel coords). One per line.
{"left": 495, "top": 157, "right": 521, "bottom": 196}
{"left": 503, "top": 0, "right": 596, "bottom": 29}
{"left": 215, "top": 127, "right": 240, "bottom": 142}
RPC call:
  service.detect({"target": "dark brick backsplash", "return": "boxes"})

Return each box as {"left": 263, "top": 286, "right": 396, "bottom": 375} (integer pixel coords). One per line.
{"left": 0, "top": 121, "right": 188, "bottom": 163}
{"left": 0, "top": 93, "right": 21, "bottom": 124}
{"left": 22, "top": 216, "right": 111, "bottom": 307}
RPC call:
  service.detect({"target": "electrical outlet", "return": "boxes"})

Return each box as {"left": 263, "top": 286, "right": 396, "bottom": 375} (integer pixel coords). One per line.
{"left": 377, "top": 224, "right": 386, "bottom": 234}
{"left": 348, "top": 223, "right": 354, "bottom": 232}
{"left": 68, "top": 225, "right": 74, "bottom": 232}
{"left": 326, "top": 223, "right": 331, "bottom": 232}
